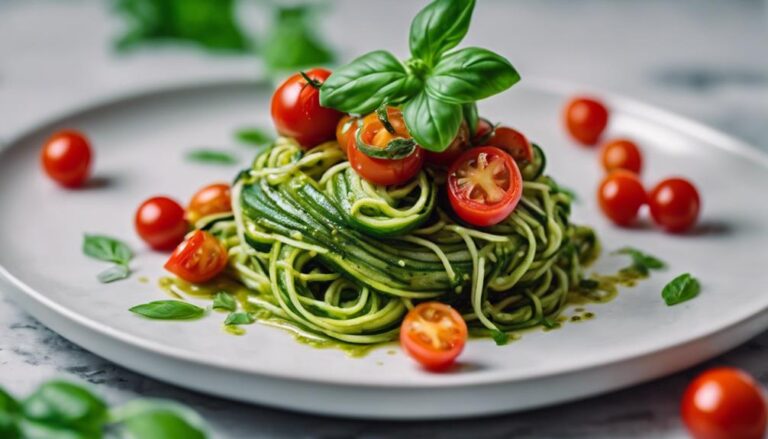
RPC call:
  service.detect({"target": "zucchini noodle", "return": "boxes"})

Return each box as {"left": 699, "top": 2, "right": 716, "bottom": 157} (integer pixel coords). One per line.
{"left": 203, "top": 137, "right": 600, "bottom": 345}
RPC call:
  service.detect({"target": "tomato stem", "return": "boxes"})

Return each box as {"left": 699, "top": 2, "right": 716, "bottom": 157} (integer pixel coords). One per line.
{"left": 299, "top": 71, "right": 322, "bottom": 89}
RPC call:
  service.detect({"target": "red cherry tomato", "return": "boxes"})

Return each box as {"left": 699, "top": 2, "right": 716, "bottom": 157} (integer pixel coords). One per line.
{"left": 447, "top": 146, "right": 523, "bottom": 227}
{"left": 271, "top": 68, "right": 343, "bottom": 148}
{"left": 347, "top": 108, "right": 424, "bottom": 186}
{"left": 187, "top": 183, "right": 232, "bottom": 224}
{"left": 472, "top": 117, "right": 495, "bottom": 145}
{"left": 164, "top": 230, "right": 229, "bottom": 284}
{"left": 601, "top": 138, "right": 643, "bottom": 174}
{"left": 488, "top": 126, "right": 533, "bottom": 164}
{"left": 564, "top": 97, "right": 609, "bottom": 145}
{"left": 682, "top": 367, "right": 767, "bottom": 439}
{"left": 335, "top": 115, "right": 358, "bottom": 155}
{"left": 597, "top": 170, "right": 647, "bottom": 226}
{"left": 135, "top": 196, "right": 188, "bottom": 251}
{"left": 40, "top": 130, "right": 92, "bottom": 188}
{"left": 400, "top": 302, "right": 468, "bottom": 371}
{"left": 648, "top": 177, "right": 701, "bottom": 233}
{"left": 424, "top": 122, "right": 470, "bottom": 167}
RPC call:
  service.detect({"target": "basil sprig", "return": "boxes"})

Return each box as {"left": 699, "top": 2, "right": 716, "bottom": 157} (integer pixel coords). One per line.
{"left": 319, "top": 0, "right": 519, "bottom": 152}
{"left": 83, "top": 234, "right": 133, "bottom": 283}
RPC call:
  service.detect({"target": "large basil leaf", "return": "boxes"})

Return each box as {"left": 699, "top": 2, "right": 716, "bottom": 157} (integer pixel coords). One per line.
{"left": 426, "top": 47, "right": 520, "bottom": 104}
{"left": 129, "top": 301, "right": 205, "bottom": 320}
{"left": 22, "top": 381, "right": 107, "bottom": 436}
{"left": 319, "top": 51, "right": 415, "bottom": 114}
{"left": 112, "top": 400, "right": 208, "bottom": 439}
{"left": 409, "top": 0, "right": 475, "bottom": 66}
{"left": 403, "top": 91, "right": 463, "bottom": 152}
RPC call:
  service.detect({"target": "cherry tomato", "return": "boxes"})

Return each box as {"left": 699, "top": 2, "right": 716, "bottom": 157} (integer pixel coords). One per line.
{"left": 601, "top": 138, "right": 643, "bottom": 174}
{"left": 135, "top": 196, "right": 188, "bottom": 251}
{"left": 597, "top": 170, "right": 647, "bottom": 226}
{"left": 424, "top": 122, "right": 470, "bottom": 167}
{"left": 348, "top": 107, "right": 424, "bottom": 186}
{"left": 682, "top": 367, "right": 767, "bottom": 439}
{"left": 335, "top": 115, "right": 358, "bottom": 154}
{"left": 564, "top": 97, "right": 609, "bottom": 145}
{"left": 488, "top": 126, "right": 533, "bottom": 164}
{"left": 447, "top": 146, "right": 523, "bottom": 227}
{"left": 400, "top": 302, "right": 468, "bottom": 371}
{"left": 187, "top": 183, "right": 232, "bottom": 224}
{"left": 164, "top": 230, "right": 229, "bottom": 284}
{"left": 271, "top": 68, "right": 343, "bottom": 148}
{"left": 40, "top": 130, "right": 92, "bottom": 188}
{"left": 472, "top": 117, "right": 495, "bottom": 145}
{"left": 647, "top": 177, "right": 700, "bottom": 233}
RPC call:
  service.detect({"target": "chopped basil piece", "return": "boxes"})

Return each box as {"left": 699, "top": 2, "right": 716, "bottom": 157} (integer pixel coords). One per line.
{"left": 186, "top": 149, "right": 238, "bottom": 165}
{"left": 212, "top": 292, "right": 237, "bottom": 312}
{"left": 224, "top": 312, "right": 255, "bottom": 326}
{"left": 662, "top": 273, "right": 700, "bottom": 306}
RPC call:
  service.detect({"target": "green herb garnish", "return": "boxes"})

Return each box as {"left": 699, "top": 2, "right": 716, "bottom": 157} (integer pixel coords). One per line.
{"left": 129, "top": 301, "right": 205, "bottom": 320}
{"left": 83, "top": 234, "right": 133, "bottom": 283}
{"left": 614, "top": 247, "right": 666, "bottom": 275}
{"left": 262, "top": 6, "right": 335, "bottom": 72}
{"left": 662, "top": 273, "right": 700, "bottom": 306}
{"left": 212, "top": 292, "right": 237, "bottom": 312}
{"left": 490, "top": 329, "right": 509, "bottom": 346}
{"left": 97, "top": 265, "right": 131, "bottom": 284}
{"left": 111, "top": 399, "right": 208, "bottom": 439}
{"left": 224, "top": 312, "right": 255, "bottom": 326}
{"left": 319, "top": 0, "right": 519, "bottom": 152}
{"left": 186, "top": 149, "right": 238, "bottom": 165}
{"left": 235, "top": 128, "right": 273, "bottom": 147}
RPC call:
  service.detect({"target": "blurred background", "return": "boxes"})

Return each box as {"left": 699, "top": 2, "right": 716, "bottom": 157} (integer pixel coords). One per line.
{"left": 0, "top": 0, "right": 766, "bottom": 437}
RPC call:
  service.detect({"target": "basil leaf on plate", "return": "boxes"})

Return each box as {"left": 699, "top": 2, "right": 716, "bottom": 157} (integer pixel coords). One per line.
{"left": 403, "top": 90, "right": 463, "bottom": 151}
{"left": 427, "top": 47, "right": 520, "bottom": 104}
{"left": 83, "top": 235, "right": 132, "bottom": 266}
{"left": 212, "top": 292, "right": 237, "bottom": 312}
{"left": 97, "top": 264, "right": 130, "bottom": 284}
{"left": 662, "top": 273, "right": 700, "bottom": 306}
{"left": 129, "top": 301, "right": 205, "bottom": 320}
{"left": 319, "top": 51, "right": 415, "bottom": 115}
{"left": 409, "top": 0, "right": 475, "bottom": 66}
{"left": 186, "top": 149, "right": 238, "bottom": 165}
{"left": 235, "top": 128, "right": 272, "bottom": 146}
{"left": 614, "top": 247, "right": 666, "bottom": 275}
{"left": 111, "top": 400, "right": 208, "bottom": 439}
{"left": 224, "top": 312, "right": 255, "bottom": 326}
{"left": 22, "top": 381, "right": 107, "bottom": 436}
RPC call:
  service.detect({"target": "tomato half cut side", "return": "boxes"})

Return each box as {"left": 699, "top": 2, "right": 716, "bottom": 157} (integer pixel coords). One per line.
{"left": 400, "top": 302, "right": 468, "bottom": 371}
{"left": 488, "top": 126, "right": 533, "bottom": 164}
{"left": 447, "top": 146, "right": 523, "bottom": 227}
{"left": 164, "top": 230, "right": 229, "bottom": 284}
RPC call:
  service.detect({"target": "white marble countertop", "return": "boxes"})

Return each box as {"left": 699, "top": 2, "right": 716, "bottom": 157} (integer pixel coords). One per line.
{"left": 1, "top": 0, "right": 767, "bottom": 437}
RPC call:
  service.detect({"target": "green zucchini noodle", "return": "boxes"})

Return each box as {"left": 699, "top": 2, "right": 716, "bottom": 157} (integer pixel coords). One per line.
{"left": 201, "top": 136, "right": 601, "bottom": 345}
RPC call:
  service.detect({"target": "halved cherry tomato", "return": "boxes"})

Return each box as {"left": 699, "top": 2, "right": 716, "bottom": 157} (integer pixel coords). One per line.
{"left": 424, "top": 122, "right": 470, "bottom": 167}
{"left": 40, "top": 130, "right": 92, "bottom": 188}
{"left": 682, "top": 367, "right": 767, "bottom": 439}
{"left": 472, "top": 117, "right": 495, "bottom": 145}
{"left": 164, "top": 230, "right": 228, "bottom": 283}
{"left": 447, "top": 146, "right": 523, "bottom": 227}
{"left": 597, "top": 170, "right": 646, "bottom": 226}
{"left": 488, "top": 126, "right": 533, "bottom": 164}
{"left": 601, "top": 138, "right": 643, "bottom": 174}
{"left": 648, "top": 177, "right": 700, "bottom": 233}
{"left": 187, "top": 183, "right": 232, "bottom": 224}
{"left": 271, "top": 68, "right": 343, "bottom": 148}
{"left": 335, "top": 115, "right": 358, "bottom": 155}
{"left": 347, "top": 107, "right": 424, "bottom": 186}
{"left": 135, "top": 196, "right": 188, "bottom": 251}
{"left": 400, "top": 302, "right": 468, "bottom": 371}
{"left": 564, "top": 97, "right": 609, "bottom": 145}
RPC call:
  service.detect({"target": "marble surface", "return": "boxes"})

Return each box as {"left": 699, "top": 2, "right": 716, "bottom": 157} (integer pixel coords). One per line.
{"left": 1, "top": 0, "right": 767, "bottom": 437}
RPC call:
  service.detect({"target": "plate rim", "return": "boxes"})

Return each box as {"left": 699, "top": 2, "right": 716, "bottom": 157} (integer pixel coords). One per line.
{"left": 1, "top": 77, "right": 767, "bottom": 389}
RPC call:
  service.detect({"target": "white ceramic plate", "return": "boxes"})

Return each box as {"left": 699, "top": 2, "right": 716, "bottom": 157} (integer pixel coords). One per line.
{"left": 1, "top": 79, "right": 767, "bottom": 419}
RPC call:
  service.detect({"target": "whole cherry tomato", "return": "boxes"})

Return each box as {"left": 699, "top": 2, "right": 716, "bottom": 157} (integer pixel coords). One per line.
{"left": 648, "top": 177, "right": 700, "bottom": 233}
{"left": 601, "top": 138, "right": 643, "bottom": 174}
{"left": 597, "top": 170, "right": 646, "bottom": 226}
{"left": 40, "top": 130, "right": 92, "bottom": 188}
{"left": 564, "top": 97, "right": 609, "bottom": 145}
{"left": 135, "top": 196, "right": 188, "bottom": 251}
{"left": 187, "top": 183, "right": 232, "bottom": 224}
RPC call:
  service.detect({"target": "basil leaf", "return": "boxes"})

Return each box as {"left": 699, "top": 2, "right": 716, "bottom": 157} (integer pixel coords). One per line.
{"left": 0, "top": 387, "right": 20, "bottom": 439}
{"left": 662, "top": 273, "right": 700, "bottom": 306}
{"left": 262, "top": 6, "right": 335, "bottom": 72}
{"left": 129, "top": 301, "right": 205, "bottom": 320}
{"left": 490, "top": 330, "right": 509, "bottom": 346}
{"left": 614, "top": 247, "right": 666, "bottom": 273}
{"left": 224, "top": 312, "right": 254, "bottom": 326}
{"left": 409, "top": 0, "right": 475, "bottom": 66}
{"left": 319, "top": 51, "right": 415, "bottom": 115}
{"left": 403, "top": 90, "right": 463, "bottom": 152}
{"left": 112, "top": 400, "right": 208, "bottom": 439}
{"left": 462, "top": 102, "right": 478, "bottom": 135}
{"left": 22, "top": 381, "right": 107, "bottom": 436}
{"left": 235, "top": 128, "right": 272, "bottom": 146}
{"left": 0, "top": 386, "right": 20, "bottom": 414}
{"left": 97, "top": 264, "right": 130, "bottom": 284}
{"left": 212, "top": 292, "right": 236, "bottom": 312}
{"left": 355, "top": 128, "right": 417, "bottom": 160}
{"left": 186, "top": 149, "right": 238, "bottom": 165}
{"left": 427, "top": 47, "right": 520, "bottom": 104}
{"left": 83, "top": 235, "right": 132, "bottom": 266}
